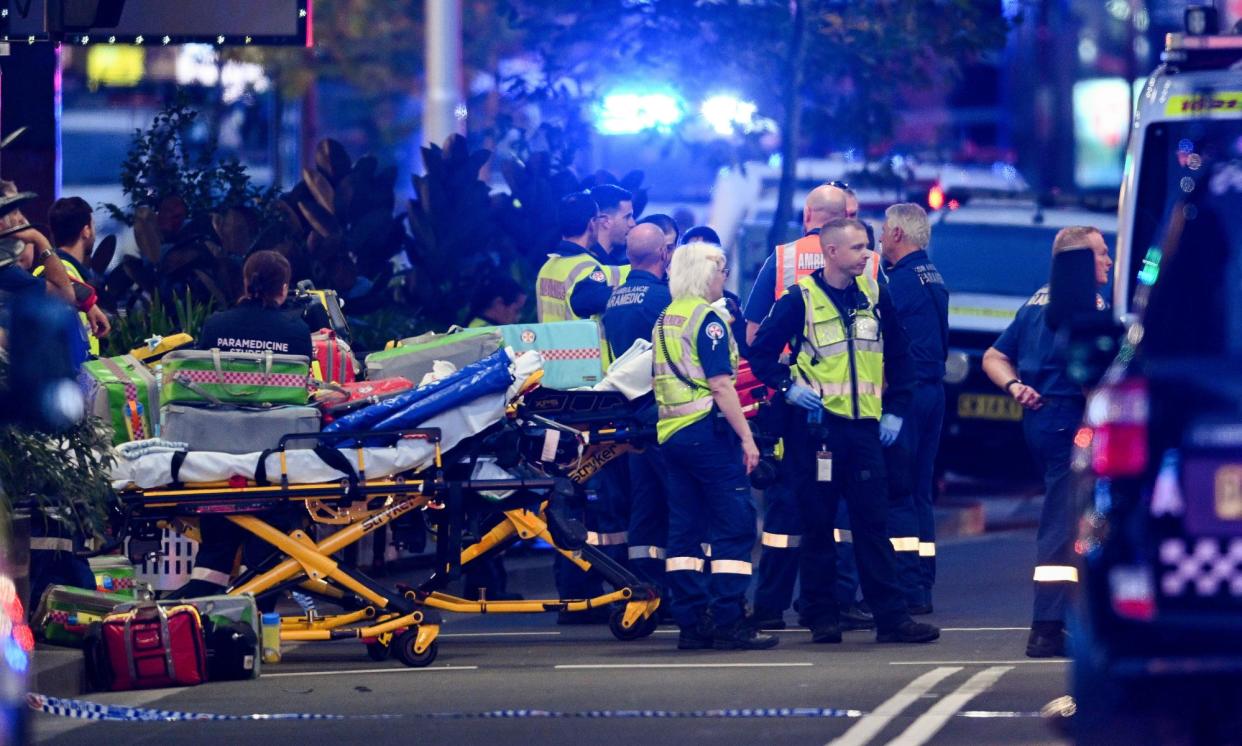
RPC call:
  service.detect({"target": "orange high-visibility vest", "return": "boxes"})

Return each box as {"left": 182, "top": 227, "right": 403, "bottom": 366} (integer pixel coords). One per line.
{"left": 773, "top": 233, "right": 880, "bottom": 300}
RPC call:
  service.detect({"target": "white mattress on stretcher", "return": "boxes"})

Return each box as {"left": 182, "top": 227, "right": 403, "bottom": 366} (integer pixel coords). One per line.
{"left": 110, "top": 392, "right": 507, "bottom": 491}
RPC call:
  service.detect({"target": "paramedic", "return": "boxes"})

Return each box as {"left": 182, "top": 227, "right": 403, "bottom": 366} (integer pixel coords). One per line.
{"left": 171, "top": 250, "right": 313, "bottom": 601}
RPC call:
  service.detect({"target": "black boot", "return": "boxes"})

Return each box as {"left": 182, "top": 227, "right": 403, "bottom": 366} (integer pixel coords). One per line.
{"left": 876, "top": 619, "right": 940, "bottom": 643}
{"left": 1025, "top": 621, "right": 1066, "bottom": 658}
{"left": 678, "top": 618, "right": 715, "bottom": 650}
{"left": 811, "top": 622, "right": 843, "bottom": 644}
{"left": 713, "top": 619, "right": 780, "bottom": 650}
{"left": 840, "top": 603, "right": 876, "bottom": 631}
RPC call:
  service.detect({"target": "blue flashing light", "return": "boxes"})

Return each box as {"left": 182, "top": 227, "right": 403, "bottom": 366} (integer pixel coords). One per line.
{"left": 595, "top": 89, "right": 685, "bottom": 135}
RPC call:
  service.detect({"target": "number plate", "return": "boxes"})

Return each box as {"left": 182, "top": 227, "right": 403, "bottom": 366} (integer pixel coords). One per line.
{"left": 1216, "top": 465, "right": 1242, "bottom": 520}
{"left": 956, "top": 393, "right": 1023, "bottom": 422}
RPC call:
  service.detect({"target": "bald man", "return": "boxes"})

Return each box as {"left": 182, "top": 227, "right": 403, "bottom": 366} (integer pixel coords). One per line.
{"left": 742, "top": 185, "right": 849, "bottom": 344}
{"left": 600, "top": 222, "right": 674, "bottom": 598}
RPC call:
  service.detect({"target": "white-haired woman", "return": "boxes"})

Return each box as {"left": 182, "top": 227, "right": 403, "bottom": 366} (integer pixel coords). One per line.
{"left": 652, "top": 242, "right": 777, "bottom": 652}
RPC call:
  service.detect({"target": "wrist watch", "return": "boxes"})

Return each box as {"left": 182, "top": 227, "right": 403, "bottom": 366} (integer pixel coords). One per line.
{"left": 37, "top": 248, "right": 54, "bottom": 262}
{"left": 1004, "top": 378, "right": 1023, "bottom": 393}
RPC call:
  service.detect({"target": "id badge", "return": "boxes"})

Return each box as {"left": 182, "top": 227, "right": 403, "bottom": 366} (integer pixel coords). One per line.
{"left": 817, "top": 451, "right": 833, "bottom": 482}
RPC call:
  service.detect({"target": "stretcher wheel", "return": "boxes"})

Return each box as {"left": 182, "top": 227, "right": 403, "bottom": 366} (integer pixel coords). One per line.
{"left": 366, "top": 642, "right": 391, "bottom": 662}
{"left": 393, "top": 630, "right": 438, "bottom": 668}
{"left": 609, "top": 606, "right": 658, "bottom": 641}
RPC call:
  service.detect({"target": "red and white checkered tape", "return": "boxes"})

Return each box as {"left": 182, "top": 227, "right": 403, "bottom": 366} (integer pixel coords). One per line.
{"left": 1159, "top": 537, "right": 1242, "bottom": 596}
{"left": 536, "top": 348, "right": 601, "bottom": 361}
{"left": 175, "top": 369, "right": 308, "bottom": 389}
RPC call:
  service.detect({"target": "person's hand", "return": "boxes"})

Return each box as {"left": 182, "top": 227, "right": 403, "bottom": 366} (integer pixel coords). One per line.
{"left": 742, "top": 438, "right": 761, "bottom": 475}
{"left": 86, "top": 305, "right": 111, "bottom": 338}
{"left": 785, "top": 383, "right": 821, "bottom": 412}
{"left": 879, "top": 414, "right": 903, "bottom": 446}
{"left": 12, "top": 225, "right": 48, "bottom": 250}
{"left": 1011, "top": 383, "right": 1043, "bottom": 410}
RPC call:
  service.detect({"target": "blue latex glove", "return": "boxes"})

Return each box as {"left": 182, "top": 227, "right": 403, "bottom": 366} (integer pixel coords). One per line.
{"left": 785, "top": 383, "right": 821, "bottom": 412}
{"left": 879, "top": 414, "right": 904, "bottom": 446}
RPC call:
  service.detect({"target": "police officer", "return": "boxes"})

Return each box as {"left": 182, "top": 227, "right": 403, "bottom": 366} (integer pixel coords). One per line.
{"left": 601, "top": 224, "right": 672, "bottom": 598}
{"left": 655, "top": 241, "right": 776, "bottom": 650}
{"left": 982, "top": 226, "right": 1112, "bottom": 658}
{"left": 879, "top": 203, "right": 948, "bottom": 613}
{"left": 744, "top": 187, "right": 868, "bottom": 631}
{"left": 749, "top": 218, "right": 940, "bottom": 645}
{"left": 172, "top": 250, "right": 313, "bottom": 602}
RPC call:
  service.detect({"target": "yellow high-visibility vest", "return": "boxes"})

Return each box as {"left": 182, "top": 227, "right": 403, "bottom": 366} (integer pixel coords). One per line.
{"left": 791, "top": 273, "right": 883, "bottom": 420}
{"left": 653, "top": 296, "right": 738, "bottom": 444}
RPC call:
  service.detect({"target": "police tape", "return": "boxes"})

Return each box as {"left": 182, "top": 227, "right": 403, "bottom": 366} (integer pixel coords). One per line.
{"left": 27, "top": 693, "right": 1045, "bottom": 723}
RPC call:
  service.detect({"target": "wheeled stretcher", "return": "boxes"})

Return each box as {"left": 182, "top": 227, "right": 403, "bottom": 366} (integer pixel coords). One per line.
{"left": 111, "top": 384, "right": 665, "bottom": 665}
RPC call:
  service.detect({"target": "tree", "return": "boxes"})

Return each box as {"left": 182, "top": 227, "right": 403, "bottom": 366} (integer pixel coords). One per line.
{"left": 504, "top": 0, "right": 1012, "bottom": 246}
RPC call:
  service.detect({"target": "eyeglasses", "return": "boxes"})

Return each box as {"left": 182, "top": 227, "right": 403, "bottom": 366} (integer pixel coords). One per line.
{"left": 717, "top": 266, "right": 731, "bottom": 278}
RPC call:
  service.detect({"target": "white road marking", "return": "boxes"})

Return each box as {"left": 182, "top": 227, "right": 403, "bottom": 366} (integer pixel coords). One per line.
{"left": 889, "top": 660, "right": 1067, "bottom": 666}
{"left": 439, "top": 631, "right": 563, "bottom": 638}
{"left": 885, "top": 666, "right": 1012, "bottom": 746}
{"left": 826, "top": 666, "right": 962, "bottom": 746}
{"left": 265, "top": 665, "right": 479, "bottom": 678}
{"left": 554, "top": 662, "right": 814, "bottom": 670}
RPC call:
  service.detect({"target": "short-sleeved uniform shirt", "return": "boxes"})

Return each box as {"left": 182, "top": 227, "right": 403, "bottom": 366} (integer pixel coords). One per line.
{"left": 991, "top": 286, "right": 1082, "bottom": 399}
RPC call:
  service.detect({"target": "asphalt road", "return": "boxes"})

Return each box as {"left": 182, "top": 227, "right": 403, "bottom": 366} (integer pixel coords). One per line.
{"left": 30, "top": 528, "right": 1069, "bottom": 746}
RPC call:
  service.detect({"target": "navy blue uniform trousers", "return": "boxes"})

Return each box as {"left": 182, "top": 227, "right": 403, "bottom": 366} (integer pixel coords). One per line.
{"left": 662, "top": 424, "right": 757, "bottom": 629}
{"left": 785, "top": 415, "right": 911, "bottom": 632}
{"left": 1023, "top": 396, "right": 1084, "bottom": 622}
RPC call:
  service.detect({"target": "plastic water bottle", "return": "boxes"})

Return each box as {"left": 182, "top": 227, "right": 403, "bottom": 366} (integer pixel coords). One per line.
{"left": 152, "top": 364, "right": 163, "bottom": 438}
{"left": 261, "top": 612, "right": 282, "bottom": 664}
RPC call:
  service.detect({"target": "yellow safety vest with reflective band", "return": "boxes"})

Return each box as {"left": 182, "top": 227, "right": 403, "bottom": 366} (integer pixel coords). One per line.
{"left": 653, "top": 296, "right": 738, "bottom": 444}
{"left": 792, "top": 274, "right": 884, "bottom": 420}
{"left": 535, "top": 254, "right": 604, "bottom": 323}
{"left": 33, "top": 257, "right": 98, "bottom": 356}
{"left": 597, "top": 265, "right": 632, "bottom": 368}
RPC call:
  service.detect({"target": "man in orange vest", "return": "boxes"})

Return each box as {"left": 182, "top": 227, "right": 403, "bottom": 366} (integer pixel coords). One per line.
{"left": 742, "top": 184, "right": 848, "bottom": 345}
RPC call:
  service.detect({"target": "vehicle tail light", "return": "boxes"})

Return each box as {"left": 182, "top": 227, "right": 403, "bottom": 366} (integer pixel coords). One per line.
{"left": 1085, "top": 378, "right": 1149, "bottom": 478}
{"left": 1109, "top": 565, "right": 1156, "bottom": 621}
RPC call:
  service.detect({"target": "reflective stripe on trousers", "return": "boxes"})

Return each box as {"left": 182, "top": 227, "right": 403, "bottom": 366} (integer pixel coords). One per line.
{"left": 710, "top": 559, "right": 752, "bottom": 575}
{"left": 666, "top": 556, "right": 705, "bottom": 573}
{"left": 587, "top": 530, "right": 628, "bottom": 547}
{"left": 761, "top": 532, "right": 801, "bottom": 549}
{"left": 29, "top": 537, "right": 75, "bottom": 553}
{"left": 919, "top": 542, "right": 936, "bottom": 557}
{"left": 628, "top": 545, "right": 666, "bottom": 561}
{"left": 1033, "top": 565, "right": 1079, "bottom": 583}
{"left": 889, "top": 537, "right": 920, "bottom": 552}
{"left": 833, "top": 529, "right": 853, "bottom": 543}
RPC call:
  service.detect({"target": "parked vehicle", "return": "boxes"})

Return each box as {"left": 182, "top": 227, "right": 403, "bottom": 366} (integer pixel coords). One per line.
{"left": 1070, "top": 16, "right": 1242, "bottom": 742}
